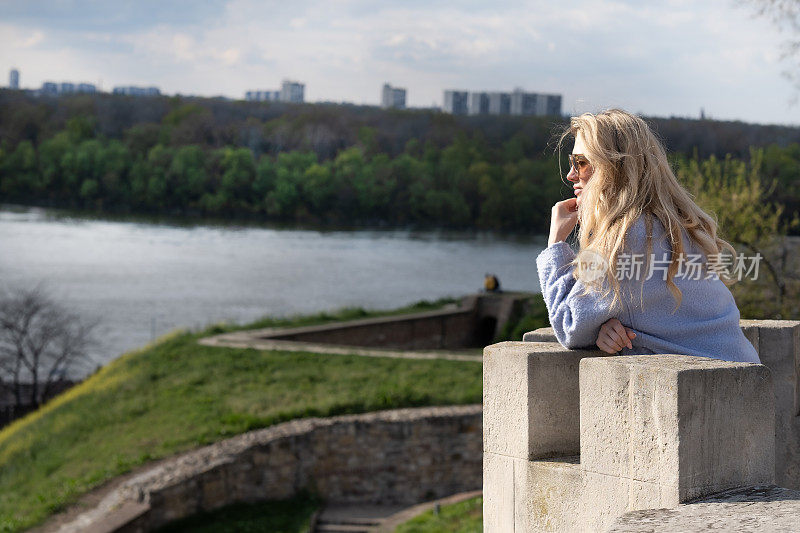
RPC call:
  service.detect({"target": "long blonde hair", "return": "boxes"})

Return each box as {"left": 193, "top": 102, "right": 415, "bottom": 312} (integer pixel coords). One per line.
{"left": 556, "top": 109, "right": 738, "bottom": 314}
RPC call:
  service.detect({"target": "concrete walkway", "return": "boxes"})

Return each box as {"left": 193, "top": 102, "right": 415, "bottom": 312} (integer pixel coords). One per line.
{"left": 199, "top": 330, "right": 484, "bottom": 362}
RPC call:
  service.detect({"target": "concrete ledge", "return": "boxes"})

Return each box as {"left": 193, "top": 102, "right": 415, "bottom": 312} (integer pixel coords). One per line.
{"left": 525, "top": 319, "right": 800, "bottom": 490}
{"left": 522, "top": 327, "right": 556, "bottom": 342}
{"left": 483, "top": 341, "right": 606, "bottom": 460}
{"left": 608, "top": 485, "right": 800, "bottom": 532}
{"left": 483, "top": 340, "right": 777, "bottom": 532}
{"left": 581, "top": 355, "right": 774, "bottom": 506}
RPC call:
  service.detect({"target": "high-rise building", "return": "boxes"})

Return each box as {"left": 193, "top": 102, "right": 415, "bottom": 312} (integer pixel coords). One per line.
{"left": 443, "top": 90, "right": 468, "bottom": 115}
{"left": 280, "top": 80, "right": 305, "bottom": 103}
{"left": 381, "top": 83, "right": 406, "bottom": 109}
{"left": 488, "top": 92, "right": 511, "bottom": 115}
{"left": 245, "top": 90, "right": 280, "bottom": 102}
{"left": 454, "top": 88, "right": 562, "bottom": 117}
{"left": 510, "top": 88, "right": 538, "bottom": 116}
{"left": 545, "top": 94, "right": 562, "bottom": 116}
{"left": 246, "top": 80, "right": 304, "bottom": 104}
{"left": 112, "top": 86, "right": 161, "bottom": 96}
{"left": 9, "top": 69, "right": 19, "bottom": 89}
{"left": 41, "top": 82, "right": 58, "bottom": 95}
{"left": 38, "top": 81, "right": 98, "bottom": 96}
{"left": 468, "top": 92, "right": 489, "bottom": 115}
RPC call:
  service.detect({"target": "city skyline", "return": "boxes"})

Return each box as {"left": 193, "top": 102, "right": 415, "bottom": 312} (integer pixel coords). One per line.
{"left": 0, "top": 1, "right": 798, "bottom": 126}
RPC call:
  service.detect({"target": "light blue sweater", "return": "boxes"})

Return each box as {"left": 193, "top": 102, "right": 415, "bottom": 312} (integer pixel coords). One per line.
{"left": 535, "top": 214, "right": 761, "bottom": 363}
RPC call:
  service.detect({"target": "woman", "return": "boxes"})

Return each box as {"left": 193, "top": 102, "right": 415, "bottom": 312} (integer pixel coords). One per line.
{"left": 536, "top": 109, "right": 760, "bottom": 363}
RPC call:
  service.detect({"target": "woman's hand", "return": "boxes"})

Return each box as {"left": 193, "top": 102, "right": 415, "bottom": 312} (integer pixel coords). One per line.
{"left": 548, "top": 198, "right": 579, "bottom": 246}
{"left": 596, "top": 318, "right": 636, "bottom": 354}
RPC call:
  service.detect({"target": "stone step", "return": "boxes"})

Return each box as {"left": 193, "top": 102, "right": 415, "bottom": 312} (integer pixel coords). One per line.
{"left": 317, "top": 517, "right": 383, "bottom": 526}
{"left": 314, "top": 523, "right": 376, "bottom": 533}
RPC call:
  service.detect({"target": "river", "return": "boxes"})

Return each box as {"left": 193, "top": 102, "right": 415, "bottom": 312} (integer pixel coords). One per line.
{"left": 0, "top": 205, "right": 548, "bottom": 375}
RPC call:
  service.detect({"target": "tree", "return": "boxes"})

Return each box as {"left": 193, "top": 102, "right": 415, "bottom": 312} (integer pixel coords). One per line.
{"left": 675, "top": 148, "right": 800, "bottom": 318}
{"left": 741, "top": 0, "right": 800, "bottom": 101}
{"left": 0, "top": 285, "right": 99, "bottom": 410}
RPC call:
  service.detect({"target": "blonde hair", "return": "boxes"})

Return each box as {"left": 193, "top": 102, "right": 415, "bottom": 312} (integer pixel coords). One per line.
{"left": 556, "top": 108, "right": 738, "bottom": 314}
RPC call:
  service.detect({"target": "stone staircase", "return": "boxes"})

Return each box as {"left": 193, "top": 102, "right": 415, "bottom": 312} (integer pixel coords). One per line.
{"left": 311, "top": 503, "right": 405, "bottom": 532}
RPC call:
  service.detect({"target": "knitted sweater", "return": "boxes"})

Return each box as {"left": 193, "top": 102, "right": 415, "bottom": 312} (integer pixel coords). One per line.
{"left": 535, "top": 214, "right": 761, "bottom": 363}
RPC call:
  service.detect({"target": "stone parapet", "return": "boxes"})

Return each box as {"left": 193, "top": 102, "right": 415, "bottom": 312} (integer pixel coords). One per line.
{"left": 484, "top": 339, "right": 779, "bottom": 532}
{"left": 523, "top": 319, "right": 800, "bottom": 490}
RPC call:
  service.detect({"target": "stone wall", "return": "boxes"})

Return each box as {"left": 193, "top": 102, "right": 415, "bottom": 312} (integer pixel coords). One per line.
{"left": 483, "top": 319, "right": 800, "bottom": 532}
{"left": 523, "top": 319, "right": 800, "bottom": 490}
{"left": 258, "top": 293, "right": 530, "bottom": 350}
{"left": 266, "top": 306, "right": 479, "bottom": 349}
{"left": 58, "top": 405, "right": 482, "bottom": 533}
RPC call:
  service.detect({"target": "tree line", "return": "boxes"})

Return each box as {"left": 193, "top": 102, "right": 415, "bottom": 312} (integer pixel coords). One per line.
{"left": 1, "top": 90, "right": 799, "bottom": 233}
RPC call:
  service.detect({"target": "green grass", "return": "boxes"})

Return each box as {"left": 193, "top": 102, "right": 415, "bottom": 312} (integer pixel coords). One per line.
{"left": 0, "top": 300, "right": 482, "bottom": 532}
{"left": 154, "top": 490, "right": 320, "bottom": 533}
{"left": 394, "top": 496, "right": 482, "bottom": 533}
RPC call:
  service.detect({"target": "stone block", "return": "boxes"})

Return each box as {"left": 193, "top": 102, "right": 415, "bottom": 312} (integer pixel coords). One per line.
{"left": 483, "top": 451, "right": 515, "bottom": 533}
{"left": 739, "top": 320, "right": 760, "bottom": 353}
{"left": 740, "top": 319, "right": 800, "bottom": 489}
{"left": 608, "top": 485, "right": 800, "bottom": 533}
{"left": 483, "top": 341, "right": 603, "bottom": 460}
{"left": 580, "top": 355, "right": 775, "bottom": 505}
{"left": 522, "top": 327, "right": 556, "bottom": 342}
{"left": 515, "top": 457, "right": 582, "bottom": 533}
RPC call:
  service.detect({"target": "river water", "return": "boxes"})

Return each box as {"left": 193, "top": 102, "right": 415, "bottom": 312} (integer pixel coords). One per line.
{"left": 0, "top": 206, "right": 548, "bottom": 375}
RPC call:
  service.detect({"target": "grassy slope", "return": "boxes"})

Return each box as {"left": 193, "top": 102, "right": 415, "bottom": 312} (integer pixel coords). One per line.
{"left": 0, "top": 298, "right": 483, "bottom": 532}
{"left": 394, "top": 495, "right": 482, "bottom": 533}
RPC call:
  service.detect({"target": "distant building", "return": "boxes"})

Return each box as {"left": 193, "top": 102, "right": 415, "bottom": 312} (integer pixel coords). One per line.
{"left": 113, "top": 86, "right": 161, "bottom": 97}
{"left": 245, "top": 90, "right": 280, "bottom": 102}
{"left": 468, "top": 92, "right": 489, "bottom": 115}
{"left": 41, "top": 81, "right": 58, "bottom": 95}
{"left": 510, "top": 88, "right": 538, "bottom": 116}
{"left": 381, "top": 83, "right": 406, "bottom": 109}
{"left": 37, "top": 80, "right": 97, "bottom": 96}
{"left": 280, "top": 80, "right": 305, "bottom": 103}
{"left": 543, "top": 94, "right": 562, "bottom": 116}
{"left": 452, "top": 88, "right": 562, "bottom": 117}
{"left": 443, "top": 90, "right": 468, "bottom": 115}
{"left": 246, "top": 80, "right": 304, "bottom": 103}
{"left": 9, "top": 69, "right": 19, "bottom": 89}
{"left": 488, "top": 92, "right": 511, "bottom": 115}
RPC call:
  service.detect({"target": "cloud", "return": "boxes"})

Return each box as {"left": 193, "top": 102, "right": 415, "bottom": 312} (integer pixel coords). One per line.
{"left": 0, "top": 0, "right": 796, "bottom": 125}
{"left": 0, "top": 1, "right": 229, "bottom": 32}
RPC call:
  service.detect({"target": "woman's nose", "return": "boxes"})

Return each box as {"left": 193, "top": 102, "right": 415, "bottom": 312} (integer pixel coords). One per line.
{"left": 566, "top": 166, "right": 578, "bottom": 182}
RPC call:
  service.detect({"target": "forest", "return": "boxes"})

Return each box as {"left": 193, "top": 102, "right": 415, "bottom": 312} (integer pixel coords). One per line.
{"left": 1, "top": 89, "right": 799, "bottom": 234}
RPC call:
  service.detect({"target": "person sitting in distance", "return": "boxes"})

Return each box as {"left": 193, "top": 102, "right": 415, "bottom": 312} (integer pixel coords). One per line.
{"left": 484, "top": 273, "right": 501, "bottom": 292}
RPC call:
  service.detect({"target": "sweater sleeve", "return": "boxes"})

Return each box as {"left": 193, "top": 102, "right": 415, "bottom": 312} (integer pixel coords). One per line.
{"left": 535, "top": 241, "right": 622, "bottom": 350}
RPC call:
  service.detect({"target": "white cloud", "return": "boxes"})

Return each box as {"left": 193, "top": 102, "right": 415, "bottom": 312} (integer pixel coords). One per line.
{"left": 0, "top": 0, "right": 796, "bottom": 124}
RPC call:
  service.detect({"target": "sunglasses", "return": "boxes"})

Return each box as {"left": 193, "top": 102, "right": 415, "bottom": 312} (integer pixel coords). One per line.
{"left": 568, "top": 154, "right": 592, "bottom": 178}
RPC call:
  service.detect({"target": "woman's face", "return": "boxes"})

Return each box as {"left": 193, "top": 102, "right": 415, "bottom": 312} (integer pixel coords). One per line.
{"left": 567, "top": 131, "right": 593, "bottom": 209}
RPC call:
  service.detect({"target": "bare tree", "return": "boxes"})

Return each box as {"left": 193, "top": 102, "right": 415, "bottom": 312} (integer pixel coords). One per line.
{"left": 738, "top": 0, "right": 800, "bottom": 102}
{"left": 0, "top": 285, "right": 99, "bottom": 409}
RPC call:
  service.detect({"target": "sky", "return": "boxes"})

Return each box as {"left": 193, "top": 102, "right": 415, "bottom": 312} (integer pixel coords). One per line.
{"left": 1, "top": 0, "right": 798, "bottom": 126}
